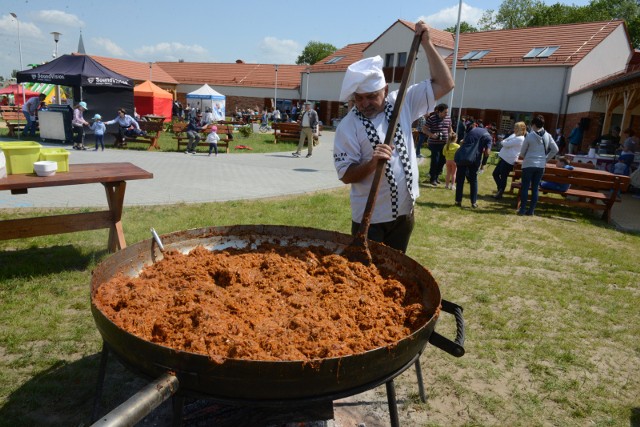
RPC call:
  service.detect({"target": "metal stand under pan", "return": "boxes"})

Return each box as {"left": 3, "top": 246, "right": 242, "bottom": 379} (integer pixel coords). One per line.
{"left": 91, "top": 341, "right": 428, "bottom": 427}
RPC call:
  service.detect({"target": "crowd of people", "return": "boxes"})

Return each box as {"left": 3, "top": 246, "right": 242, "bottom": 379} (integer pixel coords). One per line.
{"left": 409, "top": 108, "right": 638, "bottom": 216}
{"left": 70, "top": 103, "right": 148, "bottom": 150}
{"left": 171, "top": 99, "right": 314, "bottom": 131}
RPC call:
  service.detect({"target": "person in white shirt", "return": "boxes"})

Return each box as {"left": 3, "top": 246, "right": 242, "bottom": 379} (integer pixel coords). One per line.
{"left": 206, "top": 125, "right": 220, "bottom": 156}
{"left": 272, "top": 108, "right": 281, "bottom": 123}
{"left": 492, "top": 121, "right": 526, "bottom": 199}
{"left": 105, "top": 108, "right": 141, "bottom": 147}
{"left": 333, "top": 21, "right": 454, "bottom": 252}
{"left": 292, "top": 102, "right": 319, "bottom": 158}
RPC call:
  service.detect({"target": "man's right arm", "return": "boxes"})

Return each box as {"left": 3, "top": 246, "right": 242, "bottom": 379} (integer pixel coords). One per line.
{"left": 340, "top": 144, "right": 393, "bottom": 184}
{"left": 416, "top": 22, "right": 454, "bottom": 101}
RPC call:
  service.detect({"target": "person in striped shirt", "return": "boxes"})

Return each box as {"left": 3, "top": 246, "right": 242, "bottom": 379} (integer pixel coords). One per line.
{"left": 423, "top": 103, "right": 451, "bottom": 186}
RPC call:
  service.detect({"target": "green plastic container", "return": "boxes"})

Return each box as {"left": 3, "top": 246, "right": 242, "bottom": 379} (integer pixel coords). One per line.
{"left": 0, "top": 141, "right": 42, "bottom": 174}
{"left": 39, "top": 148, "right": 69, "bottom": 172}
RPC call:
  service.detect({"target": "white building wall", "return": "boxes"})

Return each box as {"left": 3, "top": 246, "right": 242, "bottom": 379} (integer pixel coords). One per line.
{"left": 362, "top": 22, "right": 450, "bottom": 95}
{"left": 303, "top": 72, "right": 345, "bottom": 102}
{"left": 177, "top": 84, "right": 300, "bottom": 100}
{"left": 451, "top": 67, "right": 568, "bottom": 113}
{"left": 567, "top": 25, "right": 631, "bottom": 93}
{"left": 566, "top": 91, "right": 594, "bottom": 113}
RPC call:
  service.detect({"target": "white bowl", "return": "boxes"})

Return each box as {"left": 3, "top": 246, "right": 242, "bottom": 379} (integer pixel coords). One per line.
{"left": 33, "top": 161, "right": 58, "bottom": 177}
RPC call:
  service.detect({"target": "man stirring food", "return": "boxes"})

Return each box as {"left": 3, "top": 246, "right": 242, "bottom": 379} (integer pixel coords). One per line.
{"left": 333, "top": 21, "right": 454, "bottom": 252}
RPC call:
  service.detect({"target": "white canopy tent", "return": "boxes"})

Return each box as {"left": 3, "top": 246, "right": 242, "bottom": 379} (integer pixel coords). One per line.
{"left": 186, "top": 84, "right": 226, "bottom": 121}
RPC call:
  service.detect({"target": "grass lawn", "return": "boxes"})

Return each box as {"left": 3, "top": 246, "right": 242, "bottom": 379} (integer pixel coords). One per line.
{"left": 0, "top": 146, "right": 638, "bottom": 426}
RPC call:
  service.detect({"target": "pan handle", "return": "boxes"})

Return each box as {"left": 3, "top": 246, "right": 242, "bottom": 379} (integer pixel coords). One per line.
{"left": 428, "top": 299, "right": 465, "bottom": 357}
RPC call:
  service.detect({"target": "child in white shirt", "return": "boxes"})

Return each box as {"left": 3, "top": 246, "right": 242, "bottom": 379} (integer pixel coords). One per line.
{"left": 206, "top": 125, "right": 220, "bottom": 156}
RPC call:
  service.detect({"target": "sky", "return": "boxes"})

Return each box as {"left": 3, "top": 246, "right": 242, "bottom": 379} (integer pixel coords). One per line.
{"left": 1, "top": 0, "right": 592, "bottom": 81}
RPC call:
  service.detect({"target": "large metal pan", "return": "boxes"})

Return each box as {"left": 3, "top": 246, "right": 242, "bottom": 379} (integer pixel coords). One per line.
{"left": 90, "top": 225, "right": 463, "bottom": 401}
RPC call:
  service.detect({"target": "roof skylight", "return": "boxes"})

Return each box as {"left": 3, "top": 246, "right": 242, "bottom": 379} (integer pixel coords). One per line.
{"left": 460, "top": 50, "right": 491, "bottom": 61}
{"left": 524, "top": 46, "right": 560, "bottom": 58}
{"left": 325, "top": 56, "right": 345, "bottom": 64}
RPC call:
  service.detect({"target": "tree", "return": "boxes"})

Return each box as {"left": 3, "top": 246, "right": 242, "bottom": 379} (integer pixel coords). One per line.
{"left": 296, "top": 41, "right": 338, "bottom": 65}
{"left": 479, "top": 0, "right": 546, "bottom": 30}
{"left": 527, "top": 3, "right": 588, "bottom": 27}
{"left": 482, "top": 0, "right": 640, "bottom": 47}
{"left": 444, "top": 21, "right": 479, "bottom": 33}
{"left": 478, "top": 10, "right": 497, "bottom": 30}
{"left": 586, "top": 0, "right": 640, "bottom": 47}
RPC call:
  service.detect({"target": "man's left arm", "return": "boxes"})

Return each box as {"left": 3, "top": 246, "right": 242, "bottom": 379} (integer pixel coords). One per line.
{"left": 482, "top": 133, "right": 492, "bottom": 156}
{"left": 545, "top": 134, "right": 559, "bottom": 161}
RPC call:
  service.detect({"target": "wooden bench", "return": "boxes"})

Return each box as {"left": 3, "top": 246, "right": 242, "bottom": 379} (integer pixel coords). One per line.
{"left": 0, "top": 105, "right": 20, "bottom": 115}
{"left": 272, "top": 122, "right": 320, "bottom": 145}
{"left": 109, "top": 120, "right": 164, "bottom": 150}
{"left": 509, "top": 161, "right": 631, "bottom": 222}
{"left": 2, "top": 111, "right": 26, "bottom": 137}
{"left": 172, "top": 123, "right": 233, "bottom": 153}
{"left": 216, "top": 120, "right": 243, "bottom": 126}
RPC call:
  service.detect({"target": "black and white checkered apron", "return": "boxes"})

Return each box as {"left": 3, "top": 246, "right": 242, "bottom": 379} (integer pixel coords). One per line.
{"left": 354, "top": 103, "right": 414, "bottom": 219}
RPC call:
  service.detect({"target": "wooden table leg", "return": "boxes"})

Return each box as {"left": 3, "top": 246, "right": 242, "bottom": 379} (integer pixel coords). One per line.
{"left": 103, "top": 181, "right": 127, "bottom": 252}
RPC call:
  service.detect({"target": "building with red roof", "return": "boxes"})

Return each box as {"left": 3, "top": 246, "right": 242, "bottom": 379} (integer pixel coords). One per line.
{"left": 90, "top": 18, "right": 638, "bottom": 149}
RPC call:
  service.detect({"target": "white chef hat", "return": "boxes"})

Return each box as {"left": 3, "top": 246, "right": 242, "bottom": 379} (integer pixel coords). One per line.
{"left": 339, "top": 56, "right": 386, "bottom": 102}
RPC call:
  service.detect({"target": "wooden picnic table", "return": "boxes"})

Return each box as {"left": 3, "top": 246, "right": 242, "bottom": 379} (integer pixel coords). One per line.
{"left": 0, "top": 162, "right": 153, "bottom": 252}
{"left": 509, "top": 160, "right": 630, "bottom": 222}
{"left": 142, "top": 115, "right": 166, "bottom": 123}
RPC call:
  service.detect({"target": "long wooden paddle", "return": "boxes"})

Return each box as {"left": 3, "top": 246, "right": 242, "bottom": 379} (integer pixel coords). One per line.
{"left": 344, "top": 30, "right": 424, "bottom": 265}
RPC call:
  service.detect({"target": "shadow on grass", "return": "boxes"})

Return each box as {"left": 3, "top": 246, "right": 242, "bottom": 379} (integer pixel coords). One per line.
{"left": 417, "top": 186, "right": 624, "bottom": 232}
{"left": 631, "top": 408, "right": 640, "bottom": 427}
{"left": 0, "top": 351, "right": 152, "bottom": 427}
{"left": 0, "top": 245, "right": 105, "bottom": 280}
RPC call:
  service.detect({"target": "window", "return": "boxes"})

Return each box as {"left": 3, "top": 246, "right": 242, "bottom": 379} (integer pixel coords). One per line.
{"left": 471, "top": 50, "right": 490, "bottom": 60}
{"left": 397, "top": 52, "right": 407, "bottom": 67}
{"left": 383, "top": 52, "right": 410, "bottom": 83}
{"left": 537, "top": 46, "right": 559, "bottom": 58}
{"left": 524, "top": 46, "right": 559, "bottom": 59}
{"left": 461, "top": 50, "right": 479, "bottom": 61}
{"left": 325, "top": 56, "right": 345, "bottom": 64}
{"left": 460, "top": 50, "right": 491, "bottom": 61}
{"left": 384, "top": 53, "right": 395, "bottom": 68}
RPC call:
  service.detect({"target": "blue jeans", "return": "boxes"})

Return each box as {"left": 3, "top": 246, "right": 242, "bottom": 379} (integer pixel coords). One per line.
{"left": 428, "top": 143, "right": 445, "bottom": 182}
{"left": 416, "top": 133, "right": 426, "bottom": 156}
{"left": 22, "top": 111, "right": 37, "bottom": 136}
{"left": 519, "top": 167, "right": 545, "bottom": 214}
{"left": 94, "top": 134, "right": 104, "bottom": 150}
{"left": 455, "top": 163, "right": 480, "bottom": 204}
{"left": 492, "top": 159, "right": 514, "bottom": 193}
{"left": 186, "top": 130, "right": 201, "bottom": 152}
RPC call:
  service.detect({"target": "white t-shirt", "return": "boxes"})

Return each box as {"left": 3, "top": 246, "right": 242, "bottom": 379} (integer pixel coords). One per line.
{"left": 334, "top": 79, "right": 435, "bottom": 223}
{"left": 206, "top": 132, "right": 220, "bottom": 144}
{"left": 498, "top": 133, "right": 524, "bottom": 165}
{"left": 301, "top": 110, "right": 311, "bottom": 127}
